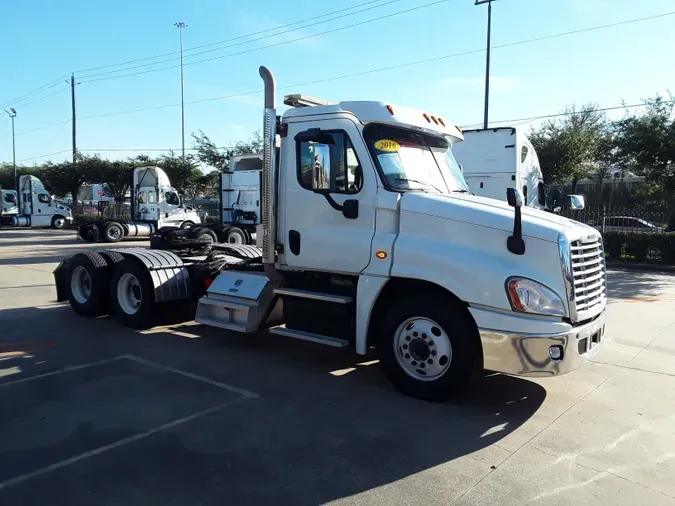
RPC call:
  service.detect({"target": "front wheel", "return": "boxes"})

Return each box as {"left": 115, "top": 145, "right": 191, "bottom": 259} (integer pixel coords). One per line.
{"left": 180, "top": 221, "right": 195, "bottom": 229}
{"left": 51, "top": 215, "right": 66, "bottom": 229}
{"left": 377, "top": 293, "right": 479, "bottom": 402}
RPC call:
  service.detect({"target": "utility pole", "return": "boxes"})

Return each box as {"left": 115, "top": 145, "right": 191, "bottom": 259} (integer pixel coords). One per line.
{"left": 70, "top": 74, "right": 77, "bottom": 163}
{"left": 174, "top": 21, "right": 187, "bottom": 159}
{"left": 4, "top": 108, "right": 17, "bottom": 189}
{"left": 475, "top": 0, "right": 495, "bottom": 130}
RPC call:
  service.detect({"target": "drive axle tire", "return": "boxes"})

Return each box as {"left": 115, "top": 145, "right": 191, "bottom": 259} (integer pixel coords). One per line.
{"left": 223, "top": 226, "right": 248, "bottom": 244}
{"left": 110, "top": 258, "right": 156, "bottom": 329}
{"left": 66, "top": 252, "right": 111, "bottom": 317}
{"left": 102, "top": 221, "right": 124, "bottom": 243}
{"left": 188, "top": 226, "right": 218, "bottom": 245}
{"left": 377, "top": 293, "right": 479, "bottom": 402}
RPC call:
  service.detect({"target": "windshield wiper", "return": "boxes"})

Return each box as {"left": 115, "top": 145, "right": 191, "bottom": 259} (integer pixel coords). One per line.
{"left": 395, "top": 178, "right": 443, "bottom": 193}
{"left": 452, "top": 189, "right": 473, "bottom": 194}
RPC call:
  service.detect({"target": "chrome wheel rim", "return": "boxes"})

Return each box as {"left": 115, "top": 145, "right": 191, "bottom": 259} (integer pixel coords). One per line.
{"left": 70, "top": 266, "right": 92, "bottom": 304}
{"left": 394, "top": 317, "right": 452, "bottom": 381}
{"left": 117, "top": 273, "right": 142, "bottom": 315}
{"left": 109, "top": 226, "right": 121, "bottom": 239}
{"left": 54, "top": 218, "right": 65, "bottom": 228}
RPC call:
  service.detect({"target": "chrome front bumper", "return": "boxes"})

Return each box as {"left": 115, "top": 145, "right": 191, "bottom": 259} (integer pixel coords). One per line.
{"left": 478, "top": 310, "right": 606, "bottom": 377}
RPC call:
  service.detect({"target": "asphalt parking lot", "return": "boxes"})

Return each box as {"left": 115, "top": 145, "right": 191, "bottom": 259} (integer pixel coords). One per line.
{"left": 1, "top": 229, "right": 674, "bottom": 505}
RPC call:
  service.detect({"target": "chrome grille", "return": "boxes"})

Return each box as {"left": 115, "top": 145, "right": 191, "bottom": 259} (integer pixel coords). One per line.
{"left": 570, "top": 236, "right": 607, "bottom": 317}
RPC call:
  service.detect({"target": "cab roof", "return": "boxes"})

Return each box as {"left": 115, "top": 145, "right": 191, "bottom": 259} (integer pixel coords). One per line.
{"left": 282, "top": 98, "right": 463, "bottom": 143}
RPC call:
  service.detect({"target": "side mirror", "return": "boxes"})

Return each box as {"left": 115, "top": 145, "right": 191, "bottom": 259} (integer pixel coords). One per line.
{"left": 506, "top": 187, "right": 524, "bottom": 208}
{"left": 569, "top": 195, "right": 585, "bottom": 210}
{"left": 310, "top": 143, "right": 331, "bottom": 192}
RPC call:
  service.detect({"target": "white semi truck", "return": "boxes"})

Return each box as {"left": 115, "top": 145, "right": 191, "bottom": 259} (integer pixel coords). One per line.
{"left": 453, "top": 127, "right": 548, "bottom": 210}
{"left": 54, "top": 66, "right": 607, "bottom": 401}
{"left": 0, "top": 175, "right": 72, "bottom": 229}
{"left": 78, "top": 166, "right": 202, "bottom": 243}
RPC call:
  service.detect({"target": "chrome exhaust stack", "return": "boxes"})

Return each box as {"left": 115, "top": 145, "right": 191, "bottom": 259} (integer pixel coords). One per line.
{"left": 259, "top": 66, "right": 278, "bottom": 269}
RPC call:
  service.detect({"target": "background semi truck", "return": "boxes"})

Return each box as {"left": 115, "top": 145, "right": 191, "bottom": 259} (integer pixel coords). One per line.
{"left": 0, "top": 175, "right": 72, "bottom": 228}
{"left": 78, "top": 166, "right": 202, "bottom": 242}
{"left": 453, "top": 127, "right": 548, "bottom": 209}
{"left": 55, "top": 65, "right": 607, "bottom": 402}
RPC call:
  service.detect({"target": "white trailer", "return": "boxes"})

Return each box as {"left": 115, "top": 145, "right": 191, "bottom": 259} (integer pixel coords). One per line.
{"left": 78, "top": 166, "right": 202, "bottom": 243}
{"left": 0, "top": 176, "right": 72, "bottom": 229}
{"left": 453, "top": 127, "right": 548, "bottom": 210}
{"left": 54, "top": 66, "right": 606, "bottom": 402}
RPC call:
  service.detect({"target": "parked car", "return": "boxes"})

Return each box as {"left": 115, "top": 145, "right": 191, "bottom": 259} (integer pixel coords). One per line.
{"left": 593, "top": 216, "right": 663, "bottom": 233}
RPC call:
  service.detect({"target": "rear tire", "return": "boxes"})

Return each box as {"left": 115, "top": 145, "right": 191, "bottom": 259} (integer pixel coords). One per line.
{"left": 66, "top": 252, "right": 110, "bottom": 317}
{"left": 223, "top": 226, "right": 248, "bottom": 244}
{"left": 102, "top": 221, "right": 124, "bottom": 243}
{"left": 377, "top": 293, "right": 479, "bottom": 402}
{"left": 188, "top": 226, "right": 218, "bottom": 244}
{"left": 110, "top": 259, "right": 156, "bottom": 328}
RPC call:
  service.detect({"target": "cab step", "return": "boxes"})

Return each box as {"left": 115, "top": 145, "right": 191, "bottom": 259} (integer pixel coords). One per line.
{"left": 273, "top": 288, "right": 353, "bottom": 304}
{"left": 268, "top": 325, "right": 349, "bottom": 348}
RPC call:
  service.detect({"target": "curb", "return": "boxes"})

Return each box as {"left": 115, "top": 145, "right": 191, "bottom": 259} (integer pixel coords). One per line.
{"left": 606, "top": 260, "right": 675, "bottom": 274}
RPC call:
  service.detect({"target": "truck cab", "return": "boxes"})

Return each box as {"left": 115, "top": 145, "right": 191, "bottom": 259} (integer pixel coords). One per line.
{"left": 5, "top": 176, "right": 73, "bottom": 229}
{"left": 201, "top": 72, "right": 606, "bottom": 401}
{"left": 133, "top": 166, "right": 200, "bottom": 228}
{"left": 453, "top": 127, "right": 547, "bottom": 210}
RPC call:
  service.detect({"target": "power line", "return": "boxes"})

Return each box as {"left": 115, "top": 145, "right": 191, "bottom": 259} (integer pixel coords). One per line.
{"left": 75, "top": 0, "right": 394, "bottom": 75}
{"left": 13, "top": 10, "right": 675, "bottom": 140}
{"left": 16, "top": 119, "right": 71, "bottom": 137}
{"left": 77, "top": 0, "right": 407, "bottom": 79}
{"left": 0, "top": 75, "right": 69, "bottom": 110}
{"left": 78, "top": 0, "right": 453, "bottom": 83}
{"left": 16, "top": 149, "right": 71, "bottom": 163}
{"left": 461, "top": 100, "right": 675, "bottom": 129}
{"left": 72, "top": 10, "right": 675, "bottom": 122}
{"left": 13, "top": 86, "right": 70, "bottom": 110}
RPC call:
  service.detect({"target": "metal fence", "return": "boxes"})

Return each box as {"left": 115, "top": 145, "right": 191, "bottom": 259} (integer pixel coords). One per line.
{"left": 558, "top": 207, "right": 671, "bottom": 234}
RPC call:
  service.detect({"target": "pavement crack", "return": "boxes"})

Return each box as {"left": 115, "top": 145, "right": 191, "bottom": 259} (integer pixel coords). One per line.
{"left": 529, "top": 446, "right": 675, "bottom": 500}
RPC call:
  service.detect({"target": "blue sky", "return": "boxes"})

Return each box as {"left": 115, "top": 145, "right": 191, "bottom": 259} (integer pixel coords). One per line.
{"left": 1, "top": 0, "right": 674, "bottom": 166}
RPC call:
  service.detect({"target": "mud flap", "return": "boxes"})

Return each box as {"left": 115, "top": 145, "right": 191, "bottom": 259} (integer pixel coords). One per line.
{"left": 53, "top": 258, "right": 72, "bottom": 302}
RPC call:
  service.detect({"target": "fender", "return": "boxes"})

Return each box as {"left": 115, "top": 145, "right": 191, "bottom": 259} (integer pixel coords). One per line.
{"left": 114, "top": 248, "right": 192, "bottom": 302}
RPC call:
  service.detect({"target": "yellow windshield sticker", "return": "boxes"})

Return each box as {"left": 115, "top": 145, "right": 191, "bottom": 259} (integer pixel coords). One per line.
{"left": 374, "top": 140, "right": 400, "bottom": 152}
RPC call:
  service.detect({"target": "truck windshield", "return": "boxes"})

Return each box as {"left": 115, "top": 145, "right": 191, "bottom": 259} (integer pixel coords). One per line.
{"left": 364, "top": 124, "right": 470, "bottom": 194}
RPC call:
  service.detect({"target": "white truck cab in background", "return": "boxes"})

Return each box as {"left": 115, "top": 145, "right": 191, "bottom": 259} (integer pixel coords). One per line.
{"left": 1, "top": 176, "right": 72, "bottom": 228}
{"left": 453, "top": 127, "right": 548, "bottom": 210}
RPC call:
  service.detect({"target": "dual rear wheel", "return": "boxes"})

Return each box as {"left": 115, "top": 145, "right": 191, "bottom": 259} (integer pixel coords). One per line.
{"left": 66, "top": 251, "right": 155, "bottom": 328}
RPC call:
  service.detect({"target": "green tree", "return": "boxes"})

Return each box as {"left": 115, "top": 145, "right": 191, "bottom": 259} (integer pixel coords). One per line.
{"left": 192, "top": 130, "right": 262, "bottom": 172}
{"left": 156, "top": 151, "right": 201, "bottom": 195}
{"left": 530, "top": 104, "right": 607, "bottom": 192}
{"left": 0, "top": 164, "right": 43, "bottom": 189}
{"left": 41, "top": 154, "right": 106, "bottom": 209}
{"left": 613, "top": 95, "right": 675, "bottom": 211}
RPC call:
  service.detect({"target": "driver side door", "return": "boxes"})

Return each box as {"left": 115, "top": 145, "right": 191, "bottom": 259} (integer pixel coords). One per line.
{"left": 281, "top": 118, "right": 376, "bottom": 274}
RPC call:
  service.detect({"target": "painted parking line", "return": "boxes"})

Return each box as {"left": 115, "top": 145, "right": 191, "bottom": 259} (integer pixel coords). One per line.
{"left": 0, "top": 354, "right": 260, "bottom": 491}
{"left": 0, "top": 397, "right": 248, "bottom": 491}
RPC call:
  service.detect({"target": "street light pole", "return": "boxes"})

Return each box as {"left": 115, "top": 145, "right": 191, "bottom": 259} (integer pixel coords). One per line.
{"left": 174, "top": 21, "right": 188, "bottom": 159}
{"left": 4, "top": 108, "right": 17, "bottom": 189}
{"left": 475, "top": 0, "right": 495, "bottom": 130}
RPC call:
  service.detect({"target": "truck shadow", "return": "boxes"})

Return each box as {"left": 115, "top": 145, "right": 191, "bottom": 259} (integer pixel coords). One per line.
{"left": 0, "top": 304, "right": 546, "bottom": 505}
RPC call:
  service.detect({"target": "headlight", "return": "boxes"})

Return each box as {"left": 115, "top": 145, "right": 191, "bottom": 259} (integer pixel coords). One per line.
{"left": 506, "top": 277, "right": 565, "bottom": 317}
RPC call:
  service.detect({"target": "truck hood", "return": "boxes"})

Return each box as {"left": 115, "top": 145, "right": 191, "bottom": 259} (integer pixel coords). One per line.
{"left": 400, "top": 192, "right": 591, "bottom": 243}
